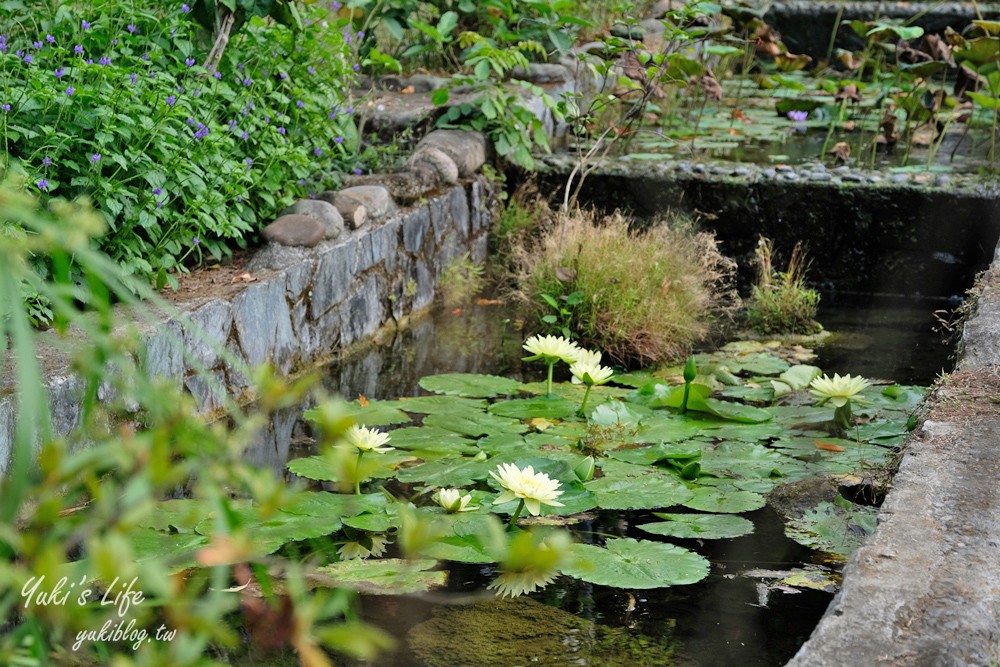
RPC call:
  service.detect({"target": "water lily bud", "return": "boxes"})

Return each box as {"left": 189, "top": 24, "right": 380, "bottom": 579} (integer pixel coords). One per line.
{"left": 683, "top": 357, "right": 697, "bottom": 384}
{"left": 474, "top": 450, "right": 488, "bottom": 461}
{"left": 573, "top": 456, "right": 596, "bottom": 482}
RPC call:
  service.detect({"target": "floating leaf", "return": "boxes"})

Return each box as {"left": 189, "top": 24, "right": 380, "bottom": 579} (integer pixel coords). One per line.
{"left": 605, "top": 442, "right": 703, "bottom": 466}
{"left": 139, "top": 499, "right": 206, "bottom": 533}
{"left": 378, "top": 426, "right": 477, "bottom": 454}
{"left": 419, "top": 373, "right": 522, "bottom": 398}
{"left": 785, "top": 499, "right": 876, "bottom": 558}
{"left": 630, "top": 413, "right": 704, "bottom": 443}
{"left": 585, "top": 475, "right": 693, "bottom": 510}
{"left": 590, "top": 401, "right": 646, "bottom": 429}
{"left": 702, "top": 398, "right": 773, "bottom": 424}
{"left": 196, "top": 506, "right": 338, "bottom": 557}
{"left": 287, "top": 451, "right": 413, "bottom": 482}
{"left": 424, "top": 411, "right": 528, "bottom": 437}
{"left": 682, "top": 486, "right": 766, "bottom": 513}
{"left": 130, "top": 529, "right": 208, "bottom": 567}
{"left": 314, "top": 559, "right": 446, "bottom": 595}
{"left": 640, "top": 513, "right": 755, "bottom": 539}
{"left": 386, "top": 395, "right": 488, "bottom": 415}
{"left": 489, "top": 396, "right": 578, "bottom": 420}
{"left": 700, "top": 443, "right": 788, "bottom": 479}
{"left": 305, "top": 401, "right": 411, "bottom": 427}
{"left": 561, "top": 538, "right": 709, "bottom": 588}
{"left": 280, "top": 491, "right": 388, "bottom": 519}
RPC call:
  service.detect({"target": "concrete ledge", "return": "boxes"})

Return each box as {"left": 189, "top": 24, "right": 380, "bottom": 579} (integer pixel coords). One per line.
{"left": 0, "top": 177, "right": 499, "bottom": 475}
{"left": 787, "top": 242, "right": 1000, "bottom": 664}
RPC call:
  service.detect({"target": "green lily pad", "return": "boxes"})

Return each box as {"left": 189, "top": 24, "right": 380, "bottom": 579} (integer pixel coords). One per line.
{"left": 195, "top": 505, "right": 339, "bottom": 557}
{"left": 702, "top": 398, "right": 773, "bottom": 424}
{"left": 419, "top": 373, "right": 522, "bottom": 398}
{"left": 130, "top": 528, "right": 209, "bottom": 566}
{"left": 700, "top": 443, "right": 788, "bottom": 479}
{"left": 287, "top": 450, "right": 414, "bottom": 482}
{"left": 585, "top": 475, "right": 693, "bottom": 510}
{"left": 561, "top": 538, "right": 709, "bottom": 588}
{"left": 139, "top": 498, "right": 207, "bottom": 533}
{"left": 314, "top": 559, "right": 447, "bottom": 595}
{"left": 605, "top": 442, "right": 703, "bottom": 466}
{"left": 396, "top": 455, "right": 502, "bottom": 487}
{"left": 379, "top": 426, "right": 478, "bottom": 454}
{"left": 640, "top": 513, "right": 755, "bottom": 539}
{"left": 682, "top": 486, "right": 766, "bottom": 513}
{"left": 305, "top": 401, "right": 411, "bottom": 427}
{"left": 630, "top": 413, "right": 704, "bottom": 443}
{"left": 343, "top": 512, "right": 396, "bottom": 532}
{"left": 590, "top": 401, "right": 647, "bottom": 429}
{"left": 424, "top": 411, "right": 528, "bottom": 438}
{"left": 489, "top": 396, "right": 579, "bottom": 420}
{"left": 785, "top": 498, "right": 876, "bottom": 559}
{"left": 386, "top": 395, "right": 489, "bottom": 415}
{"left": 280, "top": 491, "right": 389, "bottom": 519}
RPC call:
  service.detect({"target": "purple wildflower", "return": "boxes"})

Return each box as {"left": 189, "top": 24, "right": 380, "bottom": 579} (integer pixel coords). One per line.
{"left": 86, "top": 59, "right": 93, "bottom": 65}
{"left": 182, "top": 3, "right": 190, "bottom": 12}
{"left": 42, "top": 156, "right": 52, "bottom": 166}
{"left": 213, "top": 71, "right": 221, "bottom": 79}
{"left": 332, "top": 1, "right": 340, "bottom": 9}
{"left": 74, "top": 45, "right": 84, "bottom": 54}
{"left": 353, "top": 167, "right": 362, "bottom": 175}
{"left": 242, "top": 77, "right": 251, "bottom": 86}
{"left": 237, "top": 62, "right": 243, "bottom": 71}
{"left": 99, "top": 56, "right": 111, "bottom": 66}
{"left": 23, "top": 54, "right": 33, "bottom": 64}
{"left": 55, "top": 67, "right": 65, "bottom": 78}
{"left": 264, "top": 116, "right": 270, "bottom": 124}
{"left": 130, "top": 72, "right": 137, "bottom": 85}
{"left": 186, "top": 117, "right": 195, "bottom": 125}
{"left": 156, "top": 200, "right": 163, "bottom": 209}
{"left": 353, "top": 63, "right": 360, "bottom": 72}
{"left": 91, "top": 153, "right": 101, "bottom": 163}
{"left": 279, "top": 72, "right": 288, "bottom": 79}
{"left": 358, "top": 30, "right": 365, "bottom": 39}
{"left": 236, "top": 195, "right": 243, "bottom": 202}
{"left": 33, "top": 40, "right": 42, "bottom": 49}
{"left": 142, "top": 53, "right": 150, "bottom": 61}
{"left": 185, "top": 57, "right": 195, "bottom": 67}
{"left": 345, "top": 107, "right": 353, "bottom": 114}
{"left": 37, "top": 179, "right": 49, "bottom": 190}
{"left": 111, "top": 38, "right": 118, "bottom": 46}
{"left": 127, "top": 24, "right": 137, "bottom": 33}
{"left": 165, "top": 95, "right": 176, "bottom": 107}
{"left": 277, "top": 126, "right": 286, "bottom": 135}
{"left": 241, "top": 131, "right": 248, "bottom": 140}
{"left": 65, "top": 86, "right": 75, "bottom": 95}
{"left": 334, "top": 136, "right": 344, "bottom": 144}
{"left": 228, "top": 119, "right": 238, "bottom": 130}
{"left": 1, "top": 103, "right": 10, "bottom": 112}
{"left": 193, "top": 122, "right": 208, "bottom": 139}
{"left": 307, "top": 66, "right": 315, "bottom": 75}
{"left": 296, "top": 99, "right": 304, "bottom": 108}
{"left": 170, "top": 29, "right": 176, "bottom": 38}
{"left": 153, "top": 187, "right": 163, "bottom": 195}
{"left": 244, "top": 158, "right": 252, "bottom": 169}
{"left": 298, "top": 178, "right": 305, "bottom": 186}
{"left": 82, "top": 19, "right": 91, "bottom": 30}
{"left": 313, "top": 147, "right": 322, "bottom": 156}
{"left": 193, "top": 237, "right": 200, "bottom": 246}
{"left": 46, "top": 34, "right": 55, "bottom": 43}
{"left": 786, "top": 110, "right": 808, "bottom": 122}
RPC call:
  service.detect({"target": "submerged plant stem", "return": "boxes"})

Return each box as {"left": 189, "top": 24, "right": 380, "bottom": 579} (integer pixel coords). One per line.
{"left": 546, "top": 361, "right": 555, "bottom": 396}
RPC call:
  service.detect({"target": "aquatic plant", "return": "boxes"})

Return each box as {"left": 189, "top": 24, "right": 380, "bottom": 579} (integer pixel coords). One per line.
{"left": 522, "top": 333, "right": 581, "bottom": 394}
{"left": 434, "top": 488, "right": 477, "bottom": 513}
{"left": 569, "top": 348, "right": 614, "bottom": 414}
{"left": 745, "top": 238, "right": 821, "bottom": 335}
{"left": 490, "top": 462, "right": 566, "bottom": 524}
{"left": 514, "top": 208, "right": 737, "bottom": 365}
{"left": 810, "top": 373, "right": 871, "bottom": 431}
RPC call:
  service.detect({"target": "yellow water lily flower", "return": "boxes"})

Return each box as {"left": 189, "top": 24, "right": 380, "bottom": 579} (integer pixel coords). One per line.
{"left": 573, "top": 348, "right": 603, "bottom": 367}
{"left": 809, "top": 373, "right": 871, "bottom": 407}
{"left": 522, "top": 334, "right": 581, "bottom": 364}
{"left": 487, "top": 570, "right": 558, "bottom": 598}
{"left": 344, "top": 425, "right": 393, "bottom": 453}
{"left": 338, "top": 534, "right": 390, "bottom": 560}
{"left": 570, "top": 360, "right": 614, "bottom": 386}
{"left": 434, "top": 488, "right": 477, "bottom": 513}
{"left": 490, "top": 463, "right": 565, "bottom": 516}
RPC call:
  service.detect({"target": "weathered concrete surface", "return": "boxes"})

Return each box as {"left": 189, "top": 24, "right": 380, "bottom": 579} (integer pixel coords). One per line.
{"left": 787, "top": 239, "right": 1000, "bottom": 665}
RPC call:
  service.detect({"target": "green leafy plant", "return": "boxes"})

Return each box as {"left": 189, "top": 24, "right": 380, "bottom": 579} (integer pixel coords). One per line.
{"left": 539, "top": 289, "right": 583, "bottom": 339}
{"left": 745, "top": 238, "right": 821, "bottom": 335}
{"left": 440, "top": 251, "right": 486, "bottom": 306}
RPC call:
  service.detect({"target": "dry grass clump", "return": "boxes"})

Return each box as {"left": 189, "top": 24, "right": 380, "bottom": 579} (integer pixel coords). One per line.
{"left": 512, "top": 207, "right": 736, "bottom": 366}
{"left": 745, "top": 238, "right": 821, "bottom": 335}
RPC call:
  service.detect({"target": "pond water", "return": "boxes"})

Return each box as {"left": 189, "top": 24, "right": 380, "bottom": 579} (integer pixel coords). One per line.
{"left": 236, "top": 289, "right": 949, "bottom": 667}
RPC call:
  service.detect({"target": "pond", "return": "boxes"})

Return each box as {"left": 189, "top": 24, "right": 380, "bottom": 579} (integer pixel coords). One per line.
{"left": 233, "top": 287, "right": 944, "bottom": 667}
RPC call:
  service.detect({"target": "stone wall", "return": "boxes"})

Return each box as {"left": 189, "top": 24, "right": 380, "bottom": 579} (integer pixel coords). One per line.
{"left": 0, "top": 176, "right": 499, "bottom": 475}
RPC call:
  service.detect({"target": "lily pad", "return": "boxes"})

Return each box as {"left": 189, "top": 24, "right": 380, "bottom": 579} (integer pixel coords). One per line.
{"left": 378, "top": 426, "right": 478, "bottom": 454}
{"left": 419, "top": 373, "right": 522, "bottom": 398}
{"left": 702, "top": 398, "right": 773, "bottom": 424}
{"left": 305, "top": 401, "right": 411, "bottom": 427}
{"left": 561, "top": 538, "right": 710, "bottom": 588}
{"left": 386, "top": 395, "right": 489, "bottom": 415}
{"left": 700, "top": 443, "right": 788, "bottom": 479}
{"left": 639, "top": 513, "right": 755, "bottom": 539}
{"left": 605, "top": 442, "right": 703, "bottom": 466}
{"left": 584, "top": 475, "right": 694, "bottom": 510}
{"left": 785, "top": 498, "right": 876, "bottom": 559}
{"left": 424, "top": 411, "right": 528, "bottom": 437}
{"left": 489, "top": 396, "right": 579, "bottom": 420}
{"left": 682, "top": 486, "right": 766, "bottom": 513}
{"left": 314, "top": 559, "right": 447, "bottom": 595}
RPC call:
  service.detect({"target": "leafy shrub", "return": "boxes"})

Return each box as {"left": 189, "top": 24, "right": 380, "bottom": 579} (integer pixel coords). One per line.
{"left": 745, "top": 238, "right": 822, "bottom": 335}
{"left": 1, "top": 0, "right": 360, "bottom": 284}
{"left": 513, "top": 208, "right": 737, "bottom": 365}
{"left": 0, "top": 183, "right": 392, "bottom": 665}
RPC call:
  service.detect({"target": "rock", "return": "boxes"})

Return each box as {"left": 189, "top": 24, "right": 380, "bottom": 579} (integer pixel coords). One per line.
{"left": 648, "top": 0, "right": 672, "bottom": 18}
{"left": 408, "top": 146, "right": 459, "bottom": 186}
{"left": 510, "top": 63, "right": 572, "bottom": 84}
{"left": 318, "top": 191, "right": 368, "bottom": 229}
{"left": 640, "top": 18, "right": 666, "bottom": 35}
{"left": 406, "top": 73, "right": 450, "bottom": 92}
{"left": 281, "top": 199, "right": 345, "bottom": 239}
{"left": 324, "top": 185, "right": 394, "bottom": 226}
{"left": 262, "top": 214, "right": 326, "bottom": 247}
{"left": 415, "top": 129, "right": 488, "bottom": 178}
{"left": 610, "top": 23, "right": 644, "bottom": 40}
{"left": 342, "top": 172, "right": 432, "bottom": 205}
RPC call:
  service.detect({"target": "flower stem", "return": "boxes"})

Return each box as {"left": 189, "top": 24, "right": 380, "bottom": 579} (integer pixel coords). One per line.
{"left": 508, "top": 499, "right": 525, "bottom": 528}
{"left": 579, "top": 384, "right": 593, "bottom": 416}
{"left": 546, "top": 361, "right": 554, "bottom": 396}
{"left": 354, "top": 450, "right": 363, "bottom": 495}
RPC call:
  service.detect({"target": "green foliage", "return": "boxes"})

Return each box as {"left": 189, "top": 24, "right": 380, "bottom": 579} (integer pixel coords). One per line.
{"left": 439, "top": 251, "right": 486, "bottom": 306}
{"left": 514, "top": 208, "right": 738, "bottom": 365}
{"left": 1, "top": 0, "right": 360, "bottom": 290}
{"left": 745, "top": 238, "right": 822, "bottom": 335}
{"left": 0, "top": 185, "right": 391, "bottom": 665}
